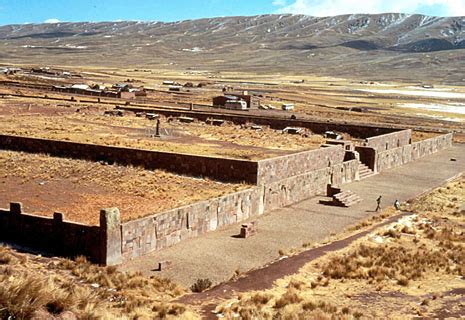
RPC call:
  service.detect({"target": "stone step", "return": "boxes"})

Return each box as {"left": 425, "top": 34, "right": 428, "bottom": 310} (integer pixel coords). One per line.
{"left": 334, "top": 192, "right": 357, "bottom": 201}
{"left": 360, "top": 171, "right": 375, "bottom": 179}
{"left": 359, "top": 170, "right": 372, "bottom": 176}
{"left": 358, "top": 161, "right": 375, "bottom": 180}
{"left": 332, "top": 190, "right": 362, "bottom": 207}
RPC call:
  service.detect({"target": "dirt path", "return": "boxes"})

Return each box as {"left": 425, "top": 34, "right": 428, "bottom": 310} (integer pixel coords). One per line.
{"left": 177, "top": 212, "right": 411, "bottom": 319}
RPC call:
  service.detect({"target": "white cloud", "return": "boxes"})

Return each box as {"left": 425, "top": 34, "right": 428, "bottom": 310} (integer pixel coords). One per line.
{"left": 276, "top": 0, "right": 465, "bottom": 17}
{"left": 44, "top": 18, "right": 61, "bottom": 24}
{"left": 273, "top": 0, "right": 287, "bottom": 6}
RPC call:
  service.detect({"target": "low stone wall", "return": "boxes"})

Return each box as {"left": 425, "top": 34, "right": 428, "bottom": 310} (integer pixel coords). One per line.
{"left": 363, "top": 129, "right": 412, "bottom": 152}
{"left": 376, "top": 133, "right": 453, "bottom": 172}
{"left": 0, "top": 203, "right": 121, "bottom": 265}
{"left": 117, "top": 106, "right": 399, "bottom": 138}
{"left": 121, "top": 188, "right": 263, "bottom": 260}
{"left": 0, "top": 134, "right": 258, "bottom": 184}
{"left": 257, "top": 146, "right": 346, "bottom": 184}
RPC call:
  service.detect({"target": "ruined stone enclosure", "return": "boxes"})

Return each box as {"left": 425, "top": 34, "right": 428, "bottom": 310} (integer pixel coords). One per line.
{"left": 0, "top": 110, "right": 453, "bottom": 265}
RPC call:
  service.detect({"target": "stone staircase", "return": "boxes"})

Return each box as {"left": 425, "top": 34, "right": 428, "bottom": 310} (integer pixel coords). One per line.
{"left": 332, "top": 190, "right": 362, "bottom": 207}
{"left": 358, "top": 161, "right": 375, "bottom": 180}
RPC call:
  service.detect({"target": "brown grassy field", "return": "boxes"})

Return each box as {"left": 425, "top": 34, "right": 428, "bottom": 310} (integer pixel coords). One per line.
{"left": 214, "top": 177, "right": 465, "bottom": 319}
{"left": 0, "top": 151, "right": 246, "bottom": 225}
{"left": 0, "top": 248, "right": 198, "bottom": 319}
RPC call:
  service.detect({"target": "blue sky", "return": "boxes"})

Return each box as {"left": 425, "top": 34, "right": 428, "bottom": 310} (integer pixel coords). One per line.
{"left": 0, "top": 0, "right": 463, "bottom": 26}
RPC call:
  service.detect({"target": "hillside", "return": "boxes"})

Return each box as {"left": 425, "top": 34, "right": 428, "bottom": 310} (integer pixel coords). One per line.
{"left": 1, "top": 13, "right": 465, "bottom": 83}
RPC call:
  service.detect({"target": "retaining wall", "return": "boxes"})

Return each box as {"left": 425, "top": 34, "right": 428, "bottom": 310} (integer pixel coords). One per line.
{"left": 363, "top": 129, "right": 412, "bottom": 151}
{"left": 0, "top": 203, "right": 121, "bottom": 265}
{"left": 0, "top": 134, "right": 258, "bottom": 184}
{"left": 117, "top": 106, "right": 399, "bottom": 139}
{"left": 257, "top": 146, "right": 346, "bottom": 184}
{"left": 262, "top": 159, "right": 359, "bottom": 211}
{"left": 121, "top": 188, "right": 263, "bottom": 260}
{"left": 120, "top": 156, "right": 359, "bottom": 261}
{"left": 0, "top": 131, "right": 454, "bottom": 264}
{"left": 376, "top": 133, "right": 453, "bottom": 172}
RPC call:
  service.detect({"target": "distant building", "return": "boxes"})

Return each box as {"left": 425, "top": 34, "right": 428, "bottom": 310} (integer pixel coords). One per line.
{"left": 112, "top": 83, "right": 132, "bottom": 91}
{"left": 225, "top": 100, "right": 248, "bottom": 110}
{"left": 71, "top": 84, "right": 90, "bottom": 90}
{"left": 0, "top": 67, "right": 21, "bottom": 75}
{"left": 212, "top": 91, "right": 260, "bottom": 110}
{"left": 282, "top": 104, "right": 295, "bottom": 111}
{"left": 169, "top": 86, "right": 183, "bottom": 92}
{"left": 51, "top": 84, "right": 139, "bottom": 99}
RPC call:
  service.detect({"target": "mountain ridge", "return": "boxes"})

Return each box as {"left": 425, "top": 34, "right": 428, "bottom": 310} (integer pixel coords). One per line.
{"left": 1, "top": 13, "right": 464, "bottom": 83}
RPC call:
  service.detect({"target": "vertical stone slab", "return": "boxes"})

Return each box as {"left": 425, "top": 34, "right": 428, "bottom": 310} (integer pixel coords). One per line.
{"left": 53, "top": 212, "right": 65, "bottom": 256}
{"left": 8, "top": 202, "right": 23, "bottom": 239}
{"left": 100, "top": 208, "right": 122, "bottom": 266}
{"left": 10, "top": 202, "right": 22, "bottom": 215}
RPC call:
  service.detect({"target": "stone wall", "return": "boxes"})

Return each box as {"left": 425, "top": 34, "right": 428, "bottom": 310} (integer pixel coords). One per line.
{"left": 120, "top": 156, "right": 360, "bottom": 261}
{"left": 363, "top": 129, "right": 412, "bottom": 152}
{"left": 262, "top": 159, "right": 359, "bottom": 211}
{"left": 0, "top": 203, "right": 121, "bottom": 265}
{"left": 0, "top": 129, "right": 453, "bottom": 264}
{"left": 117, "top": 106, "right": 399, "bottom": 138}
{"left": 121, "top": 188, "right": 263, "bottom": 260}
{"left": 376, "top": 133, "right": 453, "bottom": 172}
{"left": 257, "top": 146, "right": 346, "bottom": 184}
{"left": 0, "top": 134, "right": 258, "bottom": 184}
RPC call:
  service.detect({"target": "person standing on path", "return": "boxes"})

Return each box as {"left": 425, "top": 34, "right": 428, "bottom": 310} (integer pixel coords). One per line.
{"left": 375, "top": 195, "right": 382, "bottom": 212}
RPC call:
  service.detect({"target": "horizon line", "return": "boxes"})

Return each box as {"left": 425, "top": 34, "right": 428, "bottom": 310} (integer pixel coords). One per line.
{"left": 0, "top": 12, "right": 460, "bottom": 28}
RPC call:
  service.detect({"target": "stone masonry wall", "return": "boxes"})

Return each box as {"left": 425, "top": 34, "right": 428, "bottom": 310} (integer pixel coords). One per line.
{"left": 1, "top": 130, "right": 452, "bottom": 264}
{"left": 376, "top": 133, "right": 453, "bottom": 172}
{"left": 0, "top": 134, "right": 258, "bottom": 184}
{"left": 262, "top": 159, "right": 359, "bottom": 211}
{"left": 121, "top": 188, "right": 263, "bottom": 260}
{"left": 118, "top": 106, "right": 399, "bottom": 138}
{"left": 363, "top": 129, "right": 412, "bottom": 152}
{"left": 257, "top": 146, "right": 346, "bottom": 184}
{"left": 0, "top": 203, "right": 121, "bottom": 265}
{"left": 120, "top": 157, "right": 359, "bottom": 261}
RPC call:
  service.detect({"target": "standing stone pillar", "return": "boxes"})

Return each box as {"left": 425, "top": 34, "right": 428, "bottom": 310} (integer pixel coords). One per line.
{"left": 10, "top": 202, "right": 22, "bottom": 215}
{"left": 155, "top": 119, "right": 161, "bottom": 137}
{"left": 100, "top": 208, "right": 122, "bottom": 266}
{"left": 53, "top": 212, "right": 65, "bottom": 255}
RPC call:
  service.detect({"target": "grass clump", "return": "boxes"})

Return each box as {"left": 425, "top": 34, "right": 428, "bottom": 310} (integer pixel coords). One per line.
{"left": 190, "top": 278, "right": 212, "bottom": 293}
{"left": 0, "top": 246, "right": 196, "bottom": 319}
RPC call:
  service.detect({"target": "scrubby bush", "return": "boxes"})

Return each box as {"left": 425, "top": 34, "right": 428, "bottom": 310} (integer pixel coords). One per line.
{"left": 190, "top": 278, "right": 212, "bottom": 293}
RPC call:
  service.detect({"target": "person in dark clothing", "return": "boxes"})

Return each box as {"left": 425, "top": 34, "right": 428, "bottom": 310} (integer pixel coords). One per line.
{"left": 375, "top": 195, "right": 382, "bottom": 212}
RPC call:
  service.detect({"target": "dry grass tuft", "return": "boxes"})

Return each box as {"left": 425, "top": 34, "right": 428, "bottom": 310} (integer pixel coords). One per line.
{"left": 216, "top": 177, "right": 465, "bottom": 318}
{"left": 0, "top": 245, "right": 196, "bottom": 319}
{"left": 190, "top": 278, "right": 212, "bottom": 293}
{"left": 0, "top": 246, "right": 13, "bottom": 265}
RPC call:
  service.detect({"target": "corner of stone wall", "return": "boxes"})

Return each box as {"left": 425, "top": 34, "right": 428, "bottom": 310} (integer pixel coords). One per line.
{"left": 99, "top": 208, "right": 122, "bottom": 266}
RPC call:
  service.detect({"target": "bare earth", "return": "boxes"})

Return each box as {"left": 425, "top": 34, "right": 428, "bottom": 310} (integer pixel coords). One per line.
{"left": 0, "top": 151, "right": 246, "bottom": 225}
